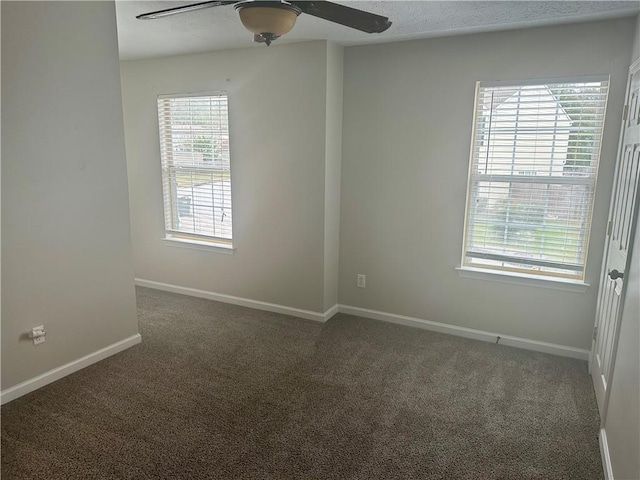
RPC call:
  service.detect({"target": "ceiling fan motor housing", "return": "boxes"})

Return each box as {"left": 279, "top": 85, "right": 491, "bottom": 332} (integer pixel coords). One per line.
{"left": 235, "top": 2, "right": 302, "bottom": 39}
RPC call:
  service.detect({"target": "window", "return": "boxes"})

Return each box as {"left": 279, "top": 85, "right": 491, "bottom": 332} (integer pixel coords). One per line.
{"left": 157, "top": 93, "right": 232, "bottom": 247}
{"left": 461, "top": 77, "right": 610, "bottom": 281}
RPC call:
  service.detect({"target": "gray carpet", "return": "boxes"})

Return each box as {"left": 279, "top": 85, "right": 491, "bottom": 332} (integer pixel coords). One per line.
{"left": 2, "top": 287, "right": 602, "bottom": 479}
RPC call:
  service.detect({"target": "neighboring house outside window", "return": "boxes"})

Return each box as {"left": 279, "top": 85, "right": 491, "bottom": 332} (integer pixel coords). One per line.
{"left": 461, "top": 77, "right": 610, "bottom": 281}
{"left": 157, "top": 93, "right": 233, "bottom": 248}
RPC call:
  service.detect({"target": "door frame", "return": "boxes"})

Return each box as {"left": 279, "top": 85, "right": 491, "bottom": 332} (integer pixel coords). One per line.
{"left": 589, "top": 57, "right": 640, "bottom": 424}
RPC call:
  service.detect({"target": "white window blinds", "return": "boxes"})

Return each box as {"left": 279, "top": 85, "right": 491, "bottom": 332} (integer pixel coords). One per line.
{"left": 157, "top": 93, "right": 232, "bottom": 245}
{"left": 462, "top": 77, "right": 610, "bottom": 279}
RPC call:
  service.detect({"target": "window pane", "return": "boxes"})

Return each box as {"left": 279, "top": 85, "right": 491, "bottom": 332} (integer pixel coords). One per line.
{"left": 463, "top": 78, "right": 609, "bottom": 279}
{"left": 158, "top": 94, "right": 232, "bottom": 243}
{"left": 468, "top": 181, "right": 592, "bottom": 275}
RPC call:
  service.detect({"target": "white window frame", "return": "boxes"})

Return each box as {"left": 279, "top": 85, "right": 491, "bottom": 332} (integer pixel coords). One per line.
{"left": 459, "top": 76, "right": 610, "bottom": 287}
{"left": 157, "top": 91, "right": 233, "bottom": 251}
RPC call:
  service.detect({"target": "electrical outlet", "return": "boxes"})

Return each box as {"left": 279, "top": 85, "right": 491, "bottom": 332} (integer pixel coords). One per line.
{"left": 357, "top": 274, "right": 366, "bottom": 288}
{"left": 29, "top": 325, "right": 46, "bottom": 346}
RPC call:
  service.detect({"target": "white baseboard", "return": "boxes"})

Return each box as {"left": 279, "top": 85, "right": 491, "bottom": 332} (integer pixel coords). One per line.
{"left": 324, "top": 304, "right": 340, "bottom": 321}
{"left": 135, "top": 278, "right": 337, "bottom": 323}
{"left": 338, "top": 305, "right": 590, "bottom": 361}
{"left": 135, "top": 279, "right": 588, "bottom": 360}
{"left": 1, "top": 334, "right": 141, "bottom": 405}
{"left": 600, "top": 428, "right": 614, "bottom": 480}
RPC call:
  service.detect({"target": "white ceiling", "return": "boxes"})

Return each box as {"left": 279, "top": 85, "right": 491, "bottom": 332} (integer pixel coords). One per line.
{"left": 116, "top": 1, "right": 640, "bottom": 60}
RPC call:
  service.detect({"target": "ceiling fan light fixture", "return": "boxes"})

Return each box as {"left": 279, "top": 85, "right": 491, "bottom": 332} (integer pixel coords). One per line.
{"left": 235, "top": 2, "right": 301, "bottom": 43}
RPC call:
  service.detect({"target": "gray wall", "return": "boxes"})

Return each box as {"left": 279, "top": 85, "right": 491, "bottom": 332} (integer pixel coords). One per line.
{"left": 604, "top": 13, "right": 640, "bottom": 480}
{"left": 120, "top": 41, "right": 341, "bottom": 313}
{"left": 339, "top": 18, "right": 635, "bottom": 350}
{"left": 323, "top": 43, "right": 344, "bottom": 311}
{"left": 1, "top": 1, "right": 138, "bottom": 389}
{"left": 634, "top": 14, "right": 640, "bottom": 60}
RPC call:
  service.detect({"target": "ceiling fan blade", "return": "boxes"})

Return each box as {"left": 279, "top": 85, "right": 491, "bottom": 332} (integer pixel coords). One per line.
{"left": 136, "top": 1, "right": 239, "bottom": 20}
{"left": 289, "top": 1, "right": 391, "bottom": 33}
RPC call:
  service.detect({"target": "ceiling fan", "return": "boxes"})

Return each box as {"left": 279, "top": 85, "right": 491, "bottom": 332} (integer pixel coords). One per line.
{"left": 137, "top": 1, "right": 392, "bottom": 46}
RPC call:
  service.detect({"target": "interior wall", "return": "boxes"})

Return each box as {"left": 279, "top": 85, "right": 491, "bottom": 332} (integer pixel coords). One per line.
{"left": 323, "top": 43, "right": 344, "bottom": 311}
{"left": 1, "top": 1, "right": 139, "bottom": 390}
{"left": 339, "top": 18, "right": 635, "bottom": 349}
{"left": 633, "top": 13, "right": 640, "bottom": 60}
{"left": 120, "top": 41, "right": 335, "bottom": 313}
{"left": 603, "top": 13, "right": 640, "bottom": 479}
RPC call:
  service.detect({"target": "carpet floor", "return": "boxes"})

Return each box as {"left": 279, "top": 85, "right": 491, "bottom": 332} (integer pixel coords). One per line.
{"left": 2, "top": 287, "right": 602, "bottom": 479}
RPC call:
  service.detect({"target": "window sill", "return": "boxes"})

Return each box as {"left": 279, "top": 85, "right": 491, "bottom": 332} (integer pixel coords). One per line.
{"left": 162, "top": 237, "right": 235, "bottom": 255}
{"left": 455, "top": 266, "right": 589, "bottom": 293}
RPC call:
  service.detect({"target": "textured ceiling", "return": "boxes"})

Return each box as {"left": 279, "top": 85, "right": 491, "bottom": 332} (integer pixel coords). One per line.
{"left": 116, "top": 1, "right": 640, "bottom": 60}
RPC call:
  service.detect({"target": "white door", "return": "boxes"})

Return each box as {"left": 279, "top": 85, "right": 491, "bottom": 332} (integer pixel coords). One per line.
{"left": 590, "top": 60, "right": 640, "bottom": 415}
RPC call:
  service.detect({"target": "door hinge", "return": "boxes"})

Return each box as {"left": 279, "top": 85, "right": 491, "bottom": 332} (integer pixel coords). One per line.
{"left": 623, "top": 104, "right": 629, "bottom": 121}
{"left": 593, "top": 325, "right": 598, "bottom": 341}
{"left": 607, "top": 220, "right": 613, "bottom": 236}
